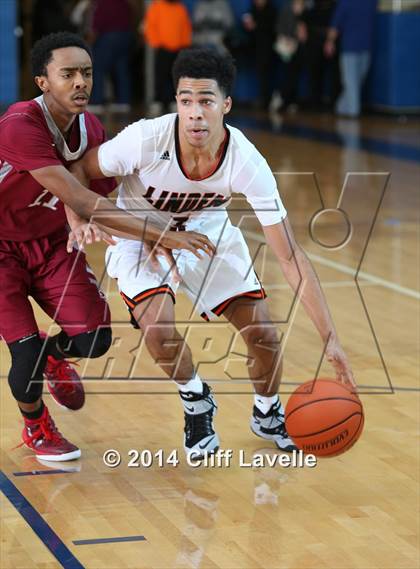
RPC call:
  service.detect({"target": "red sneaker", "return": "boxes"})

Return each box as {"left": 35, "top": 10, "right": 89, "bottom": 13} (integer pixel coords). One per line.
{"left": 40, "top": 332, "right": 85, "bottom": 411}
{"left": 21, "top": 406, "right": 81, "bottom": 461}
{"left": 45, "top": 356, "right": 85, "bottom": 411}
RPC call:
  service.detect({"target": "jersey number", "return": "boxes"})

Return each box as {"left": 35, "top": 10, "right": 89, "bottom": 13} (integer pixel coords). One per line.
{"left": 28, "top": 189, "right": 59, "bottom": 211}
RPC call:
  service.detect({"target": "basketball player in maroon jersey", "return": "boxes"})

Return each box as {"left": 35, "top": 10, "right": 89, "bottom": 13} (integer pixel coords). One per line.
{"left": 0, "top": 32, "right": 215, "bottom": 461}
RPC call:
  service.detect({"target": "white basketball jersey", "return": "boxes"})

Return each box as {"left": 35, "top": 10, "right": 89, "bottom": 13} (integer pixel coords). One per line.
{"left": 98, "top": 113, "right": 287, "bottom": 229}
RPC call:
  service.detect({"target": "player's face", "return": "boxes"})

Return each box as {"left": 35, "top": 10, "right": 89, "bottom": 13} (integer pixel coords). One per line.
{"left": 176, "top": 78, "right": 232, "bottom": 149}
{"left": 35, "top": 47, "right": 93, "bottom": 116}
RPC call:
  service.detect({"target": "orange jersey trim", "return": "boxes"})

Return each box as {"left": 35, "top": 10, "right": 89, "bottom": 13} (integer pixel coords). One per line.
{"left": 120, "top": 285, "right": 175, "bottom": 310}
{"left": 201, "top": 288, "right": 267, "bottom": 320}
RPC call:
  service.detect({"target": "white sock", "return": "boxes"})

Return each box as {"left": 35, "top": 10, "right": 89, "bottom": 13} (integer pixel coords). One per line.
{"left": 254, "top": 394, "right": 279, "bottom": 415}
{"left": 177, "top": 373, "right": 203, "bottom": 394}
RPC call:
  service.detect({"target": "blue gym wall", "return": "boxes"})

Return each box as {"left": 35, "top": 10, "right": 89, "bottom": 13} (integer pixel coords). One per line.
{"left": 0, "top": 0, "right": 18, "bottom": 104}
{"left": 368, "top": 11, "right": 420, "bottom": 109}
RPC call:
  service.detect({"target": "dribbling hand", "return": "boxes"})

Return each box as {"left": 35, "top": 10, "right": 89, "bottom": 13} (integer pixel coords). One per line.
{"left": 325, "top": 335, "right": 357, "bottom": 389}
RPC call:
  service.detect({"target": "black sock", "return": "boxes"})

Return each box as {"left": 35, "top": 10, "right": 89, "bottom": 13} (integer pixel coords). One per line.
{"left": 20, "top": 400, "right": 45, "bottom": 420}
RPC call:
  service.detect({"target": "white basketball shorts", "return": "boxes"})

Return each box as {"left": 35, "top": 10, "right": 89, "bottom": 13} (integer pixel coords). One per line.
{"left": 105, "top": 211, "right": 266, "bottom": 322}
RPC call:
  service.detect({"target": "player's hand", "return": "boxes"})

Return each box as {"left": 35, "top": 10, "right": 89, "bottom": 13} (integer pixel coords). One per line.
{"left": 325, "top": 335, "right": 356, "bottom": 389}
{"left": 67, "top": 222, "right": 116, "bottom": 253}
{"left": 160, "top": 230, "right": 216, "bottom": 259}
{"left": 143, "top": 241, "right": 181, "bottom": 283}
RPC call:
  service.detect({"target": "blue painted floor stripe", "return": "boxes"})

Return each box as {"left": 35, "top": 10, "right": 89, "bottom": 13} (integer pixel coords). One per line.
{"left": 73, "top": 536, "right": 146, "bottom": 545}
{"left": 0, "top": 470, "right": 84, "bottom": 569}
{"left": 230, "top": 116, "right": 420, "bottom": 163}
{"left": 13, "top": 469, "right": 78, "bottom": 477}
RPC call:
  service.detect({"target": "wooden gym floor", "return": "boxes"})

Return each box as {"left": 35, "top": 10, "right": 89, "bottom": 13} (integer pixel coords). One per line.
{"left": 0, "top": 109, "right": 419, "bottom": 569}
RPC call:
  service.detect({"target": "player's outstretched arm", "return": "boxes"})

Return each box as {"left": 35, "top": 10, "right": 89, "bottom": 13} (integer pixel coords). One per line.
{"left": 29, "top": 164, "right": 215, "bottom": 257}
{"left": 64, "top": 205, "right": 116, "bottom": 252}
{"left": 263, "top": 218, "right": 356, "bottom": 387}
{"left": 70, "top": 147, "right": 216, "bottom": 258}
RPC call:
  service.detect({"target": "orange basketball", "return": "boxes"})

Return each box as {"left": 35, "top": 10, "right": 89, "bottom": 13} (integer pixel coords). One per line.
{"left": 285, "top": 378, "right": 364, "bottom": 458}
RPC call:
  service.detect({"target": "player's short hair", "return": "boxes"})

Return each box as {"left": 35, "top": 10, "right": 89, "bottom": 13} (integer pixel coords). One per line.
{"left": 172, "top": 47, "right": 236, "bottom": 97}
{"left": 31, "top": 32, "right": 92, "bottom": 77}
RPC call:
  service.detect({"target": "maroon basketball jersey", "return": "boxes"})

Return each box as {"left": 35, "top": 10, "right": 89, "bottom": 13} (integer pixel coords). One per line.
{"left": 0, "top": 97, "right": 115, "bottom": 241}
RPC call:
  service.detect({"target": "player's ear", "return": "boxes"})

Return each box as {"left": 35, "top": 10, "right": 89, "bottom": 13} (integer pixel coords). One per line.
{"left": 35, "top": 75, "right": 49, "bottom": 93}
{"left": 223, "top": 96, "right": 232, "bottom": 115}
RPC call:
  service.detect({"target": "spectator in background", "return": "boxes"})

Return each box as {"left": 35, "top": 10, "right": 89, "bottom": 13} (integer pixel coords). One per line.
{"left": 32, "top": 0, "right": 75, "bottom": 42}
{"left": 325, "top": 0, "right": 377, "bottom": 118}
{"left": 144, "top": 0, "right": 192, "bottom": 116}
{"left": 192, "top": 0, "right": 235, "bottom": 53}
{"left": 273, "top": 0, "right": 307, "bottom": 113}
{"left": 301, "top": 0, "right": 340, "bottom": 109}
{"left": 242, "top": 0, "right": 277, "bottom": 111}
{"left": 70, "top": 0, "right": 92, "bottom": 38}
{"left": 88, "top": 0, "right": 134, "bottom": 113}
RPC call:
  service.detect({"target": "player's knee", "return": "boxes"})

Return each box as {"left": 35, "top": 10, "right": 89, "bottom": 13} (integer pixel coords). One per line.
{"left": 70, "top": 327, "right": 112, "bottom": 359}
{"left": 243, "top": 324, "right": 279, "bottom": 350}
{"left": 7, "top": 335, "right": 46, "bottom": 403}
{"left": 88, "top": 327, "right": 112, "bottom": 358}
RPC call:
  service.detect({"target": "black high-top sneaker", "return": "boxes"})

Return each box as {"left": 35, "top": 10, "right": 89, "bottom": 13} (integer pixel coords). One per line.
{"left": 250, "top": 398, "right": 298, "bottom": 452}
{"left": 180, "top": 383, "right": 219, "bottom": 459}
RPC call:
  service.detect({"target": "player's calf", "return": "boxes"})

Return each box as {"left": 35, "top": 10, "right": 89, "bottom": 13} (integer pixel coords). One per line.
{"left": 8, "top": 334, "right": 46, "bottom": 404}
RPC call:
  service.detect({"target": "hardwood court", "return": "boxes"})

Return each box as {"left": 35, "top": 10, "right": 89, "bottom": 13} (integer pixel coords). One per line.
{"left": 0, "top": 111, "right": 419, "bottom": 569}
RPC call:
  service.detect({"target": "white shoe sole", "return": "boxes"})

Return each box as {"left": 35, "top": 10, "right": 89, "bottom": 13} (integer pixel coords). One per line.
{"left": 250, "top": 418, "right": 297, "bottom": 453}
{"left": 25, "top": 445, "right": 81, "bottom": 461}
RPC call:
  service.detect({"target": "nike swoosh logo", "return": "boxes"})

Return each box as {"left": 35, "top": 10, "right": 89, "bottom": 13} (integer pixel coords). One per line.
{"left": 185, "top": 405, "right": 195, "bottom": 412}
{"left": 199, "top": 437, "right": 215, "bottom": 450}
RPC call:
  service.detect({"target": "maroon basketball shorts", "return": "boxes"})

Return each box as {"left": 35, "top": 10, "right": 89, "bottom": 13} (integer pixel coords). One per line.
{"left": 0, "top": 229, "right": 110, "bottom": 344}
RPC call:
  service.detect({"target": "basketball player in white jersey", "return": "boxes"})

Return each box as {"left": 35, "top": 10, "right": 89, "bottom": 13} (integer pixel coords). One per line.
{"left": 71, "top": 47, "right": 355, "bottom": 459}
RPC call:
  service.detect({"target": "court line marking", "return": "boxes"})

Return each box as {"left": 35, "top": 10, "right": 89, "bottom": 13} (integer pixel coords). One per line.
{"left": 73, "top": 536, "right": 146, "bottom": 546}
{"left": 245, "top": 230, "right": 420, "bottom": 300}
{"left": 0, "top": 470, "right": 84, "bottom": 569}
{"left": 13, "top": 469, "right": 78, "bottom": 477}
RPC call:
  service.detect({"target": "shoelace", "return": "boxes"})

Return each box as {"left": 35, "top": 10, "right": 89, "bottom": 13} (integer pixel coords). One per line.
{"left": 266, "top": 406, "right": 289, "bottom": 438}
{"left": 31, "top": 415, "right": 62, "bottom": 443}
{"left": 203, "top": 393, "right": 217, "bottom": 412}
{"left": 272, "top": 421, "right": 289, "bottom": 438}
{"left": 183, "top": 387, "right": 217, "bottom": 440}
{"left": 14, "top": 414, "right": 63, "bottom": 449}
{"left": 186, "top": 412, "right": 214, "bottom": 438}
{"left": 46, "top": 358, "right": 79, "bottom": 392}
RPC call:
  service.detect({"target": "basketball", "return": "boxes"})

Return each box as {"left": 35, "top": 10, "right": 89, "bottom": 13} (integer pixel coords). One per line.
{"left": 285, "top": 379, "right": 364, "bottom": 457}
